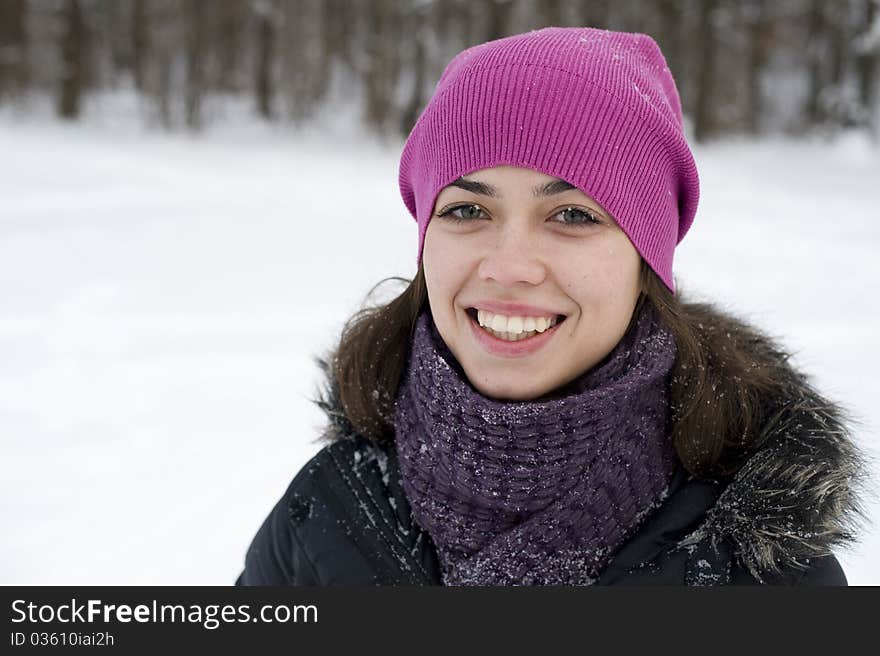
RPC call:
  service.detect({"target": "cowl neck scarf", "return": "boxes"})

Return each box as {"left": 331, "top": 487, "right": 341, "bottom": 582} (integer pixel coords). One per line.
{"left": 392, "top": 301, "right": 680, "bottom": 586}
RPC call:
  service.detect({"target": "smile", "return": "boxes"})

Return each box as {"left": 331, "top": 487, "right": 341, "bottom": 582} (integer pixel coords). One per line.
{"left": 466, "top": 308, "right": 566, "bottom": 357}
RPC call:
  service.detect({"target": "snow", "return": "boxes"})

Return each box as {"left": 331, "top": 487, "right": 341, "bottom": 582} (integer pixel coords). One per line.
{"left": 1, "top": 104, "right": 878, "bottom": 585}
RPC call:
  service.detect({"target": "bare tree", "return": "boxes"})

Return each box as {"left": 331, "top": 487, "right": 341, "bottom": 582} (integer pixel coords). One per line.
{"left": 693, "top": 0, "right": 719, "bottom": 141}
{"left": 804, "top": 0, "right": 826, "bottom": 125}
{"left": 99, "top": 0, "right": 128, "bottom": 82}
{"left": 217, "top": 0, "right": 248, "bottom": 91}
{"left": 0, "top": 0, "right": 874, "bottom": 139}
{"left": 826, "top": 2, "right": 849, "bottom": 125}
{"left": 132, "top": 0, "right": 148, "bottom": 92}
{"left": 363, "top": 0, "right": 401, "bottom": 133}
{"left": 312, "top": 0, "right": 334, "bottom": 103}
{"left": 183, "top": 0, "right": 207, "bottom": 129}
{"left": 399, "top": 0, "right": 431, "bottom": 134}
{"left": 575, "top": 0, "right": 611, "bottom": 28}
{"left": 279, "top": 0, "right": 310, "bottom": 122}
{"left": 254, "top": 0, "right": 278, "bottom": 119}
{"left": 0, "top": 0, "right": 28, "bottom": 99}
{"left": 485, "top": 0, "right": 514, "bottom": 41}
{"left": 58, "top": 0, "right": 86, "bottom": 119}
{"left": 856, "top": 0, "right": 880, "bottom": 134}
{"left": 144, "top": 1, "right": 178, "bottom": 129}
{"left": 743, "top": 0, "right": 772, "bottom": 135}
{"left": 536, "top": 0, "right": 564, "bottom": 28}
{"left": 654, "top": 0, "right": 685, "bottom": 78}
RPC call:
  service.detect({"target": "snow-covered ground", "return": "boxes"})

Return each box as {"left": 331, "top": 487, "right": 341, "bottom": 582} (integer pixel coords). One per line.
{"left": 2, "top": 105, "right": 878, "bottom": 585}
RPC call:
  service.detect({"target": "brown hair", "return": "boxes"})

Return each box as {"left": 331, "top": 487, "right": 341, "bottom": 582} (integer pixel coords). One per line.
{"left": 316, "top": 260, "right": 788, "bottom": 481}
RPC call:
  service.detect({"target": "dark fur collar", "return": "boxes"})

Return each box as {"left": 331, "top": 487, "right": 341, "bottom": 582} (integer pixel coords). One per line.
{"left": 310, "top": 302, "right": 870, "bottom": 584}
{"left": 671, "top": 303, "right": 870, "bottom": 581}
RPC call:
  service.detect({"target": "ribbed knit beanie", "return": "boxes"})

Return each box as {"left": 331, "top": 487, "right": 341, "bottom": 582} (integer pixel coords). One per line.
{"left": 398, "top": 27, "right": 699, "bottom": 293}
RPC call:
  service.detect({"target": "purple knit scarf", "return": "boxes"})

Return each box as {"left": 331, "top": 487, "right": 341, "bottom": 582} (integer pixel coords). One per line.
{"left": 392, "top": 301, "right": 679, "bottom": 586}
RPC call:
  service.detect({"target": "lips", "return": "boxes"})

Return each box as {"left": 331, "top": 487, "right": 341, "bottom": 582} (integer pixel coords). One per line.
{"left": 465, "top": 307, "right": 566, "bottom": 326}
{"left": 465, "top": 307, "right": 565, "bottom": 357}
{"left": 467, "top": 299, "right": 567, "bottom": 319}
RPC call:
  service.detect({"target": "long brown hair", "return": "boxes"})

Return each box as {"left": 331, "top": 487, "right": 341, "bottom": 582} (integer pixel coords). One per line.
{"left": 315, "top": 260, "right": 788, "bottom": 481}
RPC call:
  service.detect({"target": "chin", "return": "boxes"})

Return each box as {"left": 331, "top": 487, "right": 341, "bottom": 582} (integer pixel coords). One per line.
{"left": 471, "top": 377, "right": 550, "bottom": 402}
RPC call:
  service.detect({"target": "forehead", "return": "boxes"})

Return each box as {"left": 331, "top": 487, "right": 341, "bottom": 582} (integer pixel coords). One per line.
{"left": 439, "top": 166, "right": 580, "bottom": 198}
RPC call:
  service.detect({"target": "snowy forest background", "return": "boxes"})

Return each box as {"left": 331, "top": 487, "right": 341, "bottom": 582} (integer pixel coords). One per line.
{"left": 1, "top": 0, "right": 879, "bottom": 585}
{"left": 1, "top": 0, "right": 879, "bottom": 138}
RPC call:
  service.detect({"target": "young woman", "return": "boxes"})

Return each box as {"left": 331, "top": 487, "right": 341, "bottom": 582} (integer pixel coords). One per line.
{"left": 237, "top": 27, "right": 867, "bottom": 586}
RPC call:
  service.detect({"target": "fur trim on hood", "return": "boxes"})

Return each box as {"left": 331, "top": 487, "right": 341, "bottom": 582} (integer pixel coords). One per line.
{"left": 673, "top": 338, "right": 872, "bottom": 582}
{"left": 309, "top": 302, "right": 873, "bottom": 584}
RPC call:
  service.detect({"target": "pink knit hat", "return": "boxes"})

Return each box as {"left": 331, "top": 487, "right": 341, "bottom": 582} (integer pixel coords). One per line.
{"left": 398, "top": 27, "right": 699, "bottom": 293}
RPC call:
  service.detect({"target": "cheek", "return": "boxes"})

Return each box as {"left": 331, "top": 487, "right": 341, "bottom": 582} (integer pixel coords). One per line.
{"left": 423, "top": 227, "right": 466, "bottom": 310}
{"left": 560, "top": 241, "right": 640, "bottom": 306}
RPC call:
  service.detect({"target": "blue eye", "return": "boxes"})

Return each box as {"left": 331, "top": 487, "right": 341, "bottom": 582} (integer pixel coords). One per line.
{"left": 552, "top": 207, "right": 602, "bottom": 226}
{"left": 436, "top": 204, "right": 601, "bottom": 227}
{"left": 436, "top": 204, "right": 487, "bottom": 222}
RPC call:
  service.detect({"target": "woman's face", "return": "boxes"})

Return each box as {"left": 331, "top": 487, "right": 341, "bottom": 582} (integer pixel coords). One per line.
{"left": 423, "top": 165, "right": 643, "bottom": 401}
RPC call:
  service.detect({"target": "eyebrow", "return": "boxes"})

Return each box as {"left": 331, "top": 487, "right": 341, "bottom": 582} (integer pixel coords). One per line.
{"left": 447, "top": 177, "right": 577, "bottom": 198}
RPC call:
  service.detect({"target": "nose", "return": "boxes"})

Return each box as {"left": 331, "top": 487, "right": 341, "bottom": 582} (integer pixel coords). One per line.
{"left": 477, "top": 224, "right": 547, "bottom": 286}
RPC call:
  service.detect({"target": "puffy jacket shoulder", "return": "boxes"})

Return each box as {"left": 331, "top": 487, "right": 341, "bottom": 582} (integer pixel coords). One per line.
{"left": 236, "top": 435, "right": 441, "bottom": 586}
{"left": 597, "top": 465, "right": 851, "bottom": 586}
{"left": 235, "top": 446, "right": 325, "bottom": 585}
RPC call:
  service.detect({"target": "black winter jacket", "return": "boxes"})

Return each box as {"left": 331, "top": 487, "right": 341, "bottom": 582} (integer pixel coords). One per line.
{"left": 237, "top": 307, "right": 867, "bottom": 586}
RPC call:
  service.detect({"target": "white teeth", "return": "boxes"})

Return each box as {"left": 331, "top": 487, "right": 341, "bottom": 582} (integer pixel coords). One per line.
{"left": 487, "top": 328, "right": 538, "bottom": 341}
{"left": 474, "top": 309, "right": 561, "bottom": 340}
{"left": 491, "top": 314, "right": 508, "bottom": 332}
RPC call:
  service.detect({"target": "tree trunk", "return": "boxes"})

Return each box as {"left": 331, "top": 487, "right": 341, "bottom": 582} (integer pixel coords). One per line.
{"left": 58, "top": 0, "right": 85, "bottom": 119}
{"left": 184, "top": 0, "right": 207, "bottom": 130}
{"left": 217, "top": 0, "right": 246, "bottom": 91}
{"left": 827, "top": 3, "right": 848, "bottom": 126}
{"left": 363, "top": 0, "right": 398, "bottom": 132}
{"left": 745, "top": 0, "right": 771, "bottom": 135}
{"left": 280, "top": 0, "right": 311, "bottom": 122}
{"left": 132, "top": 0, "right": 148, "bottom": 92}
{"left": 156, "top": 48, "right": 172, "bottom": 128}
{"left": 857, "top": 0, "right": 879, "bottom": 134}
{"left": 486, "top": 0, "right": 513, "bottom": 41}
{"left": 804, "top": 0, "right": 826, "bottom": 126}
{"left": 316, "top": 0, "right": 348, "bottom": 102}
{"left": 0, "top": 0, "right": 28, "bottom": 99}
{"left": 100, "top": 0, "right": 126, "bottom": 79}
{"left": 693, "top": 0, "right": 718, "bottom": 141}
{"left": 536, "top": 0, "right": 564, "bottom": 28}
{"left": 576, "top": 0, "right": 610, "bottom": 28}
{"left": 255, "top": 2, "right": 276, "bottom": 119}
{"left": 399, "top": 1, "right": 430, "bottom": 135}
{"left": 655, "top": 0, "right": 683, "bottom": 76}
